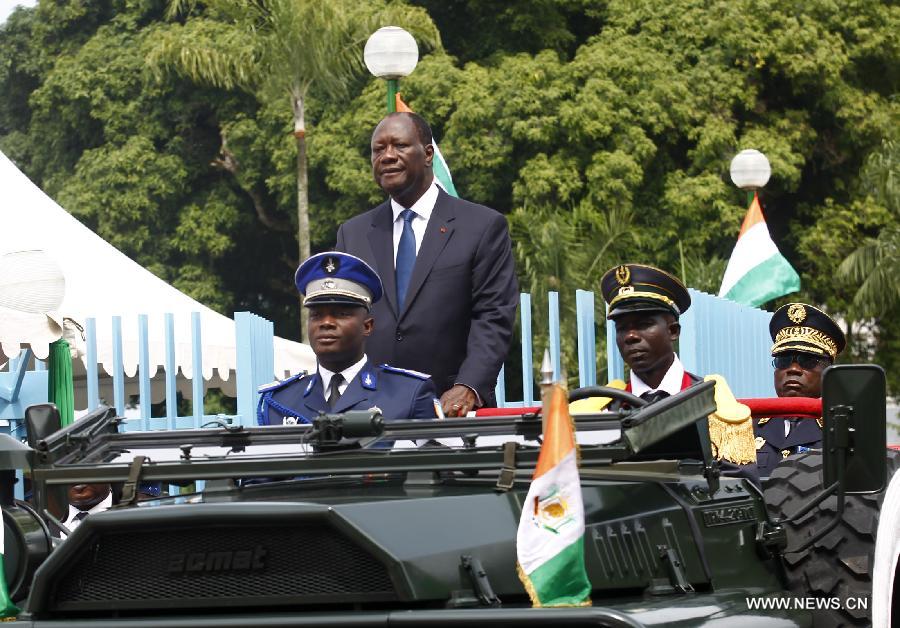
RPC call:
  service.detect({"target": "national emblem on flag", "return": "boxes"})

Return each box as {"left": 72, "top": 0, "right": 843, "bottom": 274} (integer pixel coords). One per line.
{"left": 516, "top": 383, "right": 592, "bottom": 607}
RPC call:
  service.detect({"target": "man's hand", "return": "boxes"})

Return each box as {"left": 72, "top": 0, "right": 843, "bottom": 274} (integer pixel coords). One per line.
{"left": 440, "top": 385, "right": 477, "bottom": 417}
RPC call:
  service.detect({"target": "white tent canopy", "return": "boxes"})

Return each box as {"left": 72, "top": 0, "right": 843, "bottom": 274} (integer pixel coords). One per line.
{"left": 0, "top": 150, "right": 314, "bottom": 406}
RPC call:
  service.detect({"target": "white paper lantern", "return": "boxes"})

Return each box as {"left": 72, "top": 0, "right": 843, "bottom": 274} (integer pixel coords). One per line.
{"left": 364, "top": 27, "right": 419, "bottom": 79}
{"left": 730, "top": 149, "right": 771, "bottom": 190}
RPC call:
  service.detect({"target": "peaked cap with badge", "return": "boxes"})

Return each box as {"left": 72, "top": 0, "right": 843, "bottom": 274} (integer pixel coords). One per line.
{"left": 295, "top": 251, "right": 383, "bottom": 309}
{"left": 752, "top": 303, "right": 845, "bottom": 477}
{"left": 258, "top": 251, "right": 437, "bottom": 427}
{"left": 769, "top": 303, "right": 845, "bottom": 360}
{"left": 600, "top": 263, "right": 691, "bottom": 319}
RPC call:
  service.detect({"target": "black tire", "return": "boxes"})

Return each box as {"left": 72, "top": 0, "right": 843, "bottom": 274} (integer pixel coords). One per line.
{"left": 763, "top": 450, "right": 900, "bottom": 627}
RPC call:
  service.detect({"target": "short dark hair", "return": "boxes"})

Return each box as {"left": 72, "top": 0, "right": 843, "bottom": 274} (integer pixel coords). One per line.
{"left": 383, "top": 111, "right": 433, "bottom": 145}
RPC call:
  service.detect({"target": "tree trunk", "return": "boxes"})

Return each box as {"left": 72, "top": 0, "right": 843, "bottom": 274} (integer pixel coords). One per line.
{"left": 294, "top": 92, "right": 310, "bottom": 342}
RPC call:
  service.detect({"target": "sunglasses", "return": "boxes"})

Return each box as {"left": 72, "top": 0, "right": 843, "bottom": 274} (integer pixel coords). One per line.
{"left": 772, "top": 353, "right": 830, "bottom": 370}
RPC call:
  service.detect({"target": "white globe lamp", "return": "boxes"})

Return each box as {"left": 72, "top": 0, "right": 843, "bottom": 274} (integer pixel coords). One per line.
{"left": 730, "top": 149, "right": 771, "bottom": 190}
{"left": 364, "top": 27, "right": 419, "bottom": 79}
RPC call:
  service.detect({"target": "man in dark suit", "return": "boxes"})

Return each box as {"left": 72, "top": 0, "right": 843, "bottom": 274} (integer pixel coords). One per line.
{"left": 258, "top": 252, "right": 438, "bottom": 426}
{"left": 334, "top": 112, "right": 518, "bottom": 417}
{"left": 754, "top": 303, "right": 846, "bottom": 477}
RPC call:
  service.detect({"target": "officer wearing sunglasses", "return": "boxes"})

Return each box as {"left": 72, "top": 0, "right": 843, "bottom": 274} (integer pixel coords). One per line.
{"left": 754, "top": 303, "right": 846, "bottom": 477}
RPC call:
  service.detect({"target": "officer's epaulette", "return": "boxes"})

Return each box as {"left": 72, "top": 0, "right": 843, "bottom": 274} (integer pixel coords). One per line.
{"left": 379, "top": 364, "right": 431, "bottom": 380}
{"left": 258, "top": 371, "right": 307, "bottom": 393}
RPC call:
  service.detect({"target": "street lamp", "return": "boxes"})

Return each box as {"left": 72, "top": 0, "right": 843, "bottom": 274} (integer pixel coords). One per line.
{"left": 364, "top": 26, "right": 419, "bottom": 114}
{"left": 730, "top": 149, "right": 771, "bottom": 204}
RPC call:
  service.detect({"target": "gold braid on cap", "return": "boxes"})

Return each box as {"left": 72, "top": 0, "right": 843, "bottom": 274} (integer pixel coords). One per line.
{"left": 608, "top": 290, "right": 679, "bottom": 313}
{"left": 771, "top": 326, "right": 837, "bottom": 359}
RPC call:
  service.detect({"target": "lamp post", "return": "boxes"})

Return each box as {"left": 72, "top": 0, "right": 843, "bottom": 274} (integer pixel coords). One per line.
{"left": 364, "top": 26, "right": 419, "bottom": 114}
{"left": 730, "top": 149, "right": 771, "bottom": 205}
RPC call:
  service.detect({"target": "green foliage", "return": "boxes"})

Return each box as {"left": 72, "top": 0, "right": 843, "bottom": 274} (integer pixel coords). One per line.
{"left": 2, "top": 0, "right": 899, "bottom": 389}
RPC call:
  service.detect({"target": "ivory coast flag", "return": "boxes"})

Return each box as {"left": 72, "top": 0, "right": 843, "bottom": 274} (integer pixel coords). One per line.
{"left": 0, "top": 514, "right": 20, "bottom": 618}
{"left": 719, "top": 192, "right": 800, "bottom": 306}
{"left": 395, "top": 95, "right": 459, "bottom": 197}
{"left": 516, "top": 383, "right": 591, "bottom": 607}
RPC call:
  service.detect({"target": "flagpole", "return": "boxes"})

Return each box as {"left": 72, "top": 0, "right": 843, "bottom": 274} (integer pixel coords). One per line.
{"left": 540, "top": 348, "right": 553, "bottom": 434}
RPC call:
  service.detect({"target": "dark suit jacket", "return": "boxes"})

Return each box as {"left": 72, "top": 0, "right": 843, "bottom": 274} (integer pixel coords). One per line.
{"left": 753, "top": 416, "right": 822, "bottom": 477}
{"left": 257, "top": 362, "right": 438, "bottom": 425}
{"left": 335, "top": 189, "right": 518, "bottom": 405}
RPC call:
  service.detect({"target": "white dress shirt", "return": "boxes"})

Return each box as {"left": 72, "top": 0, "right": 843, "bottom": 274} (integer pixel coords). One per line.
{"left": 64, "top": 492, "right": 113, "bottom": 533}
{"left": 390, "top": 181, "right": 439, "bottom": 266}
{"left": 318, "top": 355, "right": 368, "bottom": 402}
{"left": 630, "top": 353, "right": 686, "bottom": 398}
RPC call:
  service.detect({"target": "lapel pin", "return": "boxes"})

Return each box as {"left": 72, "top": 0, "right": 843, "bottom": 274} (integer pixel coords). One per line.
{"left": 440, "top": 226, "right": 447, "bottom": 233}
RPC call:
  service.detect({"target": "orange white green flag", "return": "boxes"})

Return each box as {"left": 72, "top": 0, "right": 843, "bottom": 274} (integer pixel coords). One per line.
{"left": 516, "top": 383, "right": 592, "bottom": 607}
{"left": 394, "top": 95, "right": 458, "bottom": 197}
{"left": 719, "top": 192, "right": 800, "bottom": 306}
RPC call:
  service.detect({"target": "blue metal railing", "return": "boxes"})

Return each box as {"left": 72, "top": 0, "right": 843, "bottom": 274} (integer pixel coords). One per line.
{"left": 3, "top": 290, "right": 772, "bottom": 430}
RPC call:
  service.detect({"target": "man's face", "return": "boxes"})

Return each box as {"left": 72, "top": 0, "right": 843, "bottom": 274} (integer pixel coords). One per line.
{"left": 773, "top": 353, "right": 828, "bottom": 397}
{"left": 307, "top": 304, "right": 373, "bottom": 366}
{"left": 68, "top": 483, "right": 111, "bottom": 511}
{"left": 614, "top": 311, "right": 679, "bottom": 377}
{"left": 371, "top": 116, "right": 434, "bottom": 203}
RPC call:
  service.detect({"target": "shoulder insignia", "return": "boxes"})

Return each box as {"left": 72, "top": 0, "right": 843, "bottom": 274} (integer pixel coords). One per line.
{"left": 816, "top": 417, "right": 823, "bottom": 429}
{"left": 379, "top": 364, "right": 431, "bottom": 380}
{"left": 755, "top": 436, "right": 766, "bottom": 450}
{"left": 757, "top": 417, "right": 770, "bottom": 425}
{"left": 258, "top": 371, "right": 306, "bottom": 394}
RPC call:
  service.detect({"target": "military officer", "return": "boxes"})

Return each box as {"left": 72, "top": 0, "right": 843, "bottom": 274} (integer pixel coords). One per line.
{"left": 581, "top": 264, "right": 759, "bottom": 484}
{"left": 599, "top": 263, "right": 697, "bottom": 400}
{"left": 754, "top": 303, "right": 846, "bottom": 477}
{"left": 257, "top": 252, "right": 438, "bottom": 426}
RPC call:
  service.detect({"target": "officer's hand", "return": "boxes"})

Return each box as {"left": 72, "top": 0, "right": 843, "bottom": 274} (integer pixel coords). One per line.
{"left": 441, "top": 385, "right": 477, "bottom": 417}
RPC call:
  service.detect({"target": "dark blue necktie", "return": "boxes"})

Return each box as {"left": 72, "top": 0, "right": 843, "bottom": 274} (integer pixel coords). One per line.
{"left": 396, "top": 209, "right": 417, "bottom": 310}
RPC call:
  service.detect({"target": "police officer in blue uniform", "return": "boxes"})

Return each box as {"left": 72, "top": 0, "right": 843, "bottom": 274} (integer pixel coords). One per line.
{"left": 258, "top": 252, "right": 438, "bottom": 426}
{"left": 754, "top": 303, "right": 846, "bottom": 477}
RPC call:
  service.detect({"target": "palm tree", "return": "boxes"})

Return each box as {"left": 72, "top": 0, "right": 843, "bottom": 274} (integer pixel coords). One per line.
{"left": 148, "top": 0, "right": 440, "bottom": 339}
{"left": 838, "top": 139, "right": 899, "bottom": 316}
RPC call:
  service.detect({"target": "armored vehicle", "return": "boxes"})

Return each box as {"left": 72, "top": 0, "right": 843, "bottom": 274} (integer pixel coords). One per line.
{"left": 0, "top": 365, "right": 896, "bottom": 626}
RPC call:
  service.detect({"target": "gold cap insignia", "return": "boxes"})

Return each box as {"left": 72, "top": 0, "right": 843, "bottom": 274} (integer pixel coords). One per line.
{"left": 615, "top": 265, "right": 630, "bottom": 286}
{"left": 755, "top": 436, "right": 766, "bottom": 450}
{"left": 324, "top": 257, "right": 336, "bottom": 273}
{"left": 787, "top": 303, "right": 806, "bottom": 324}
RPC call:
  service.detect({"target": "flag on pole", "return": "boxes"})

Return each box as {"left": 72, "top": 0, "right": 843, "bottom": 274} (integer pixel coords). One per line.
{"left": 395, "top": 95, "right": 459, "bottom": 197}
{"left": 516, "top": 383, "right": 591, "bottom": 607}
{"left": 0, "top": 515, "right": 20, "bottom": 618}
{"left": 719, "top": 192, "right": 800, "bottom": 306}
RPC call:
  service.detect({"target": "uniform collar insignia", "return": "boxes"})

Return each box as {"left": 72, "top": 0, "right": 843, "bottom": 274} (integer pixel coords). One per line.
{"left": 755, "top": 436, "right": 766, "bottom": 450}
{"left": 304, "top": 374, "right": 317, "bottom": 397}
{"left": 362, "top": 369, "right": 376, "bottom": 390}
